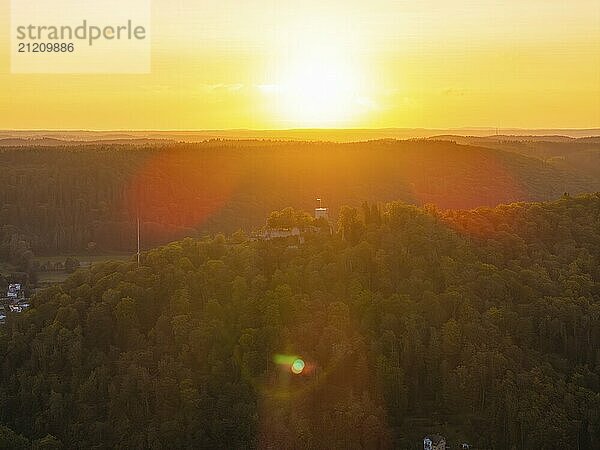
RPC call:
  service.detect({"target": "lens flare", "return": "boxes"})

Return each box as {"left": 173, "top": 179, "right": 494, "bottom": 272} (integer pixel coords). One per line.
{"left": 123, "top": 148, "right": 239, "bottom": 249}
{"left": 291, "top": 358, "right": 305, "bottom": 375}
{"left": 273, "top": 354, "right": 307, "bottom": 375}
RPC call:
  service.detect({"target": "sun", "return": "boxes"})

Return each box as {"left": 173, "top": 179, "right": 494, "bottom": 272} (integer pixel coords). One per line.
{"left": 280, "top": 55, "right": 359, "bottom": 126}
{"left": 263, "top": 39, "right": 369, "bottom": 127}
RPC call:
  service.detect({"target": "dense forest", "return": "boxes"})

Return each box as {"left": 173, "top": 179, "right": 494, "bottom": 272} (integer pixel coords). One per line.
{"left": 432, "top": 136, "right": 600, "bottom": 180}
{"left": 1, "top": 194, "right": 599, "bottom": 449}
{"left": 1, "top": 139, "right": 598, "bottom": 260}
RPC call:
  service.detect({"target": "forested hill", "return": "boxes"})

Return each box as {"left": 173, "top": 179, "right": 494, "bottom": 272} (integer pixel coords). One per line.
{"left": 1, "top": 139, "right": 598, "bottom": 257}
{"left": 1, "top": 194, "right": 599, "bottom": 449}
{"left": 430, "top": 135, "right": 600, "bottom": 180}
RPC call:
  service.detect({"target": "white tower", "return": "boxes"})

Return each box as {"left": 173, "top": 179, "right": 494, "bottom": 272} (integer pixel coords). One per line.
{"left": 315, "top": 198, "right": 329, "bottom": 220}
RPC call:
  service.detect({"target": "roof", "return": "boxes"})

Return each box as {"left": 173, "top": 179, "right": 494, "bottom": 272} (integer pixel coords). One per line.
{"left": 424, "top": 435, "right": 446, "bottom": 444}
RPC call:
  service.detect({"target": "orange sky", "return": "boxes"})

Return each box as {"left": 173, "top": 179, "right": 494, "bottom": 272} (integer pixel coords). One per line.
{"left": 1, "top": 0, "right": 599, "bottom": 130}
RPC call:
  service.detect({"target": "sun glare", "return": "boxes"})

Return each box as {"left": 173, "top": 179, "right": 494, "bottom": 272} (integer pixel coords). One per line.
{"left": 264, "top": 36, "right": 368, "bottom": 127}
{"left": 280, "top": 56, "right": 359, "bottom": 125}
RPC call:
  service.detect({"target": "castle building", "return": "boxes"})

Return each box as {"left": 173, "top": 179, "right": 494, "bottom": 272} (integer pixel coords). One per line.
{"left": 315, "top": 197, "right": 329, "bottom": 220}
{"left": 315, "top": 207, "right": 329, "bottom": 220}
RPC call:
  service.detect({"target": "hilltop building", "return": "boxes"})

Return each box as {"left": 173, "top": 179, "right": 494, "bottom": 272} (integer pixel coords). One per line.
{"left": 315, "top": 207, "right": 329, "bottom": 220}
{"left": 315, "top": 197, "right": 329, "bottom": 220}
{"left": 424, "top": 435, "right": 446, "bottom": 450}
{"left": 260, "top": 227, "right": 302, "bottom": 240}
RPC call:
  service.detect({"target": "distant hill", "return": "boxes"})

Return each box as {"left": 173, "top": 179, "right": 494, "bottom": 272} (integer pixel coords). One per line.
{"left": 0, "top": 138, "right": 68, "bottom": 147}
{"left": 0, "top": 137, "right": 170, "bottom": 147}
{"left": 429, "top": 135, "right": 600, "bottom": 179}
{"left": 0, "top": 139, "right": 598, "bottom": 255}
{"left": 431, "top": 134, "right": 600, "bottom": 144}
{"left": 1, "top": 128, "right": 599, "bottom": 143}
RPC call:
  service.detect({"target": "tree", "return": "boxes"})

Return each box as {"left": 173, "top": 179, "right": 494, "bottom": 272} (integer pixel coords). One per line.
{"left": 64, "top": 257, "right": 80, "bottom": 274}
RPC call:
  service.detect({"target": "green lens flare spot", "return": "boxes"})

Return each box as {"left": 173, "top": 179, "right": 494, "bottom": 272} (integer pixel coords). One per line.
{"left": 274, "top": 354, "right": 296, "bottom": 365}
{"left": 291, "top": 358, "right": 305, "bottom": 374}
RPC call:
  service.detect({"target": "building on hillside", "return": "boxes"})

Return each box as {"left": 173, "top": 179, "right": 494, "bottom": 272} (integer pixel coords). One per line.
{"left": 258, "top": 226, "right": 321, "bottom": 244}
{"left": 315, "top": 198, "right": 329, "bottom": 220}
{"left": 424, "top": 435, "right": 446, "bottom": 450}
{"left": 315, "top": 207, "right": 329, "bottom": 220}
{"left": 260, "top": 227, "right": 301, "bottom": 240}
{"left": 7, "top": 283, "right": 22, "bottom": 299}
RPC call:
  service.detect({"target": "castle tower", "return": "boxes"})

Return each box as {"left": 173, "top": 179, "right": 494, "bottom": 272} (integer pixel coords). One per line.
{"left": 315, "top": 198, "right": 329, "bottom": 220}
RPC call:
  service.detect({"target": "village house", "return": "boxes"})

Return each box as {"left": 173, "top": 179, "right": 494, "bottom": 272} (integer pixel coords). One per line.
{"left": 424, "top": 434, "right": 446, "bottom": 450}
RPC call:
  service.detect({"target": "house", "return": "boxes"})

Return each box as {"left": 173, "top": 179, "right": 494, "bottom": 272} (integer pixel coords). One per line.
{"left": 7, "top": 283, "right": 21, "bottom": 299}
{"left": 259, "top": 225, "right": 321, "bottom": 243}
{"left": 424, "top": 435, "right": 446, "bottom": 450}
{"left": 315, "top": 207, "right": 329, "bottom": 220}
{"left": 260, "top": 227, "right": 301, "bottom": 240}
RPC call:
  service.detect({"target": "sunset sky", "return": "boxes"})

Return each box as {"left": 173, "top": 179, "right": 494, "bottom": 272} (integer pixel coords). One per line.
{"left": 1, "top": 0, "right": 599, "bottom": 130}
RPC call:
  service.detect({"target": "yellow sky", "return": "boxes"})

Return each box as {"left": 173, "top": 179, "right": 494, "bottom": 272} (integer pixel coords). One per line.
{"left": 1, "top": 0, "right": 599, "bottom": 129}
